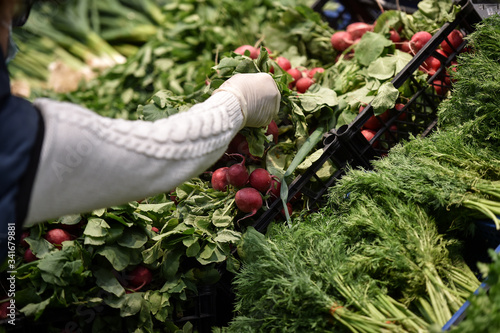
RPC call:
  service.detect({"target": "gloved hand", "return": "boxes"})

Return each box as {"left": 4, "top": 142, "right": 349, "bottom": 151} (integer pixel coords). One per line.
{"left": 214, "top": 73, "right": 281, "bottom": 128}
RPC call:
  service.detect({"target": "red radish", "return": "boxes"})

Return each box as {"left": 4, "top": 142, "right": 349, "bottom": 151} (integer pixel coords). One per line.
{"left": 249, "top": 168, "right": 272, "bottom": 193}
{"left": 400, "top": 40, "right": 411, "bottom": 53}
{"left": 300, "top": 67, "right": 310, "bottom": 77}
{"left": 267, "top": 177, "right": 281, "bottom": 200}
{"left": 227, "top": 134, "right": 259, "bottom": 162}
{"left": 127, "top": 265, "right": 152, "bottom": 290}
{"left": 308, "top": 67, "right": 324, "bottom": 79}
{"left": 444, "top": 73, "right": 451, "bottom": 86}
{"left": 226, "top": 154, "right": 249, "bottom": 188}
{"left": 432, "top": 79, "right": 448, "bottom": 96}
{"left": 361, "top": 129, "right": 378, "bottom": 147}
{"left": 212, "top": 167, "right": 230, "bottom": 191}
{"left": 409, "top": 31, "right": 432, "bottom": 54}
{"left": 360, "top": 106, "right": 390, "bottom": 130}
{"left": 237, "top": 139, "right": 259, "bottom": 162}
{"left": 389, "top": 30, "right": 401, "bottom": 44}
{"left": 227, "top": 133, "right": 247, "bottom": 154}
{"left": 265, "top": 120, "right": 279, "bottom": 144}
{"left": 295, "top": 77, "right": 314, "bottom": 93}
{"left": 234, "top": 45, "right": 258, "bottom": 59}
{"left": 346, "top": 22, "right": 373, "bottom": 40}
{"left": 421, "top": 55, "right": 441, "bottom": 76}
{"left": 276, "top": 56, "right": 291, "bottom": 71}
{"left": 44, "top": 229, "right": 72, "bottom": 248}
{"left": 290, "top": 191, "right": 302, "bottom": 203}
{"left": 435, "top": 49, "right": 449, "bottom": 59}
{"left": 235, "top": 187, "right": 263, "bottom": 221}
{"left": 151, "top": 227, "right": 159, "bottom": 233}
{"left": 24, "top": 248, "right": 38, "bottom": 262}
{"left": 280, "top": 202, "right": 293, "bottom": 217}
{"left": 395, "top": 103, "right": 407, "bottom": 121}
{"left": 0, "top": 302, "right": 8, "bottom": 319}
{"left": 287, "top": 68, "right": 303, "bottom": 88}
{"left": 330, "top": 31, "right": 355, "bottom": 52}
{"left": 441, "top": 29, "right": 464, "bottom": 54}
{"left": 169, "top": 190, "right": 179, "bottom": 205}
{"left": 384, "top": 124, "right": 399, "bottom": 141}
{"left": 20, "top": 231, "right": 30, "bottom": 248}
{"left": 258, "top": 46, "right": 272, "bottom": 56}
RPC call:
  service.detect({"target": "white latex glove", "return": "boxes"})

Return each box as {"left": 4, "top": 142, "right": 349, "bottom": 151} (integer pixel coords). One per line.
{"left": 214, "top": 73, "right": 281, "bottom": 128}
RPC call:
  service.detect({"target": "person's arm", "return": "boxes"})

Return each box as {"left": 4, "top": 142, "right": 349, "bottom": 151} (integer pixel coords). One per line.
{"left": 24, "top": 73, "right": 280, "bottom": 225}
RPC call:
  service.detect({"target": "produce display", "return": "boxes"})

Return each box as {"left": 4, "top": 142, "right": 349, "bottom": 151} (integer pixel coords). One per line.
{"left": 221, "top": 13, "right": 500, "bottom": 332}
{"left": 2, "top": 0, "right": 500, "bottom": 332}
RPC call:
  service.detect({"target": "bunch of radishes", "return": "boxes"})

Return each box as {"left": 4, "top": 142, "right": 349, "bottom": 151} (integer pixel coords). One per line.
{"left": 330, "top": 22, "right": 374, "bottom": 52}
{"left": 413, "top": 29, "right": 463, "bottom": 96}
{"left": 211, "top": 151, "right": 282, "bottom": 223}
{"left": 233, "top": 44, "right": 324, "bottom": 93}
{"left": 359, "top": 103, "right": 405, "bottom": 148}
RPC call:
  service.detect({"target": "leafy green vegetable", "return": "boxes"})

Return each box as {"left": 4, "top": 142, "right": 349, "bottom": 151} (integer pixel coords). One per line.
{"left": 437, "top": 15, "right": 500, "bottom": 147}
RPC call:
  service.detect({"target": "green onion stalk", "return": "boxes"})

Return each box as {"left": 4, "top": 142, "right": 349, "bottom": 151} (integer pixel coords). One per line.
{"left": 38, "top": 0, "right": 126, "bottom": 68}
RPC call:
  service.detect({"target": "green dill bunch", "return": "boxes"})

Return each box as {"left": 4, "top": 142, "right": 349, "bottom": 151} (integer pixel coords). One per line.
{"left": 327, "top": 127, "right": 500, "bottom": 233}
{"left": 437, "top": 15, "right": 500, "bottom": 148}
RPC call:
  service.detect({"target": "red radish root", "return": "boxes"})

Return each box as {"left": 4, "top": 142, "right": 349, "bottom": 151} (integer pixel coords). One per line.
{"left": 330, "top": 31, "right": 355, "bottom": 52}
{"left": 441, "top": 29, "right": 463, "bottom": 54}
{"left": 361, "top": 129, "right": 378, "bottom": 148}
{"left": 267, "top": 177, "right": 281, "bottom": 200}
{"left": 235, "top": 187, "right": 263, "bottom": 223}
{"left": 24, "top": 248, "right": 38, "bottom": 262}
{"left": 127, "top": 265, "right": 153, "bottom": 291}
{"left": 44, "top": 229, "right": 72, "bottom": 248}
{"left": 226, "top": 154, "right": 249, "bottom": 188}
{"left": 409, "top": 31, "right": 432, "bottom": 54}
{"left": 212, "top": 167, "right": 229, "bottom": 191}
{"left": 249, "top": 168, "right": 272, "bottom": 193}
{"left": 308, "top": 67, "right": 324, "bottom": 79}
{"left": 20, "top": 231, "right": 30, "bottom": 248}
{"left": 234, "top": 45, "right": 258, "bottom": 59}
{"left": 295, "top": 77, "right": 314, "bottom": 93}
{"left": 276, "top": 56, "right": 291, "bottom": 71}
{"left": 346, "top": 22, "right": 373, "bottom": 40}
{"left": 287, "top": 68, "right": 303, "bottom": 88}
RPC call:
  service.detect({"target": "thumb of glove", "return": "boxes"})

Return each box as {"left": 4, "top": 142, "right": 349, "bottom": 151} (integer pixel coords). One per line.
{"left": 214, "top": 73, "right": 281, "bottom": 128}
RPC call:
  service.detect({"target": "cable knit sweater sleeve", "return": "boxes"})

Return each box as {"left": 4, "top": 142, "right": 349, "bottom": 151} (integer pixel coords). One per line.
{"left": 24, "top": 91, "right": 244, "bottom": 226}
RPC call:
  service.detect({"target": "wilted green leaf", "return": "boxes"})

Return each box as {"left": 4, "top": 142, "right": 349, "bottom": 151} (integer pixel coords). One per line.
{"left": 214, "top": 229, "right": 241, "bottom": 244}
{"left": 355, "top": 32, "right": 393, "bottom": 67}
{"left": 84, "top": 218, "right": 110, "bottom": 238}
{"left": 94, "top": 267, "right": 125, "bottom": 297}
{"left": 117, "top": 228, "right": 148, "bottom": 249}
{"left": 97, "top": 245, "right": 131, "bottom": 271}
{"left": 371, "top": 82, "right": 399, "bottom": 114}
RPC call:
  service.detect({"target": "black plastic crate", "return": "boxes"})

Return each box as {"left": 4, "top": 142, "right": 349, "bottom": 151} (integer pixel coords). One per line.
{"left": 253, "top": 0, "right": 483, "bottom": 233}
{"left": 172, "top": 264, "right": 236, "bottom": 332}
